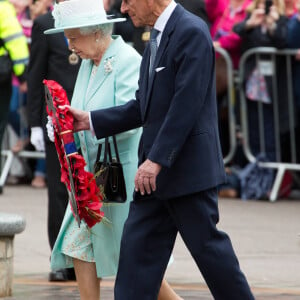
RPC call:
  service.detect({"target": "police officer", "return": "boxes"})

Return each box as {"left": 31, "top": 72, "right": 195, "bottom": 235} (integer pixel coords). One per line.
{"left": 0, "top": 0, "right": 29, "bottom": 194}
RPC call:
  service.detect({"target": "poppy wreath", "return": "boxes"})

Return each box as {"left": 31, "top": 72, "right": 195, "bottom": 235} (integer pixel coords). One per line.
{"left": 43, "top": 79, "right": 104, "bottom": 228}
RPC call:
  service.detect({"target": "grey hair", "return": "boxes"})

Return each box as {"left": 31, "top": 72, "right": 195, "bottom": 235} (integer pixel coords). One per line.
{"left": 79, "top": 23, "right": 113, "bottom": 37}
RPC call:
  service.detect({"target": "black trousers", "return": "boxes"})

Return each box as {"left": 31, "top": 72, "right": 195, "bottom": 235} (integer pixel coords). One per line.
{"left": 0, "top": 80, "right": 12, "bottom": 177}
{"left": 45, "top": 140, "right": 69, "bottom": 249}
{"left": 115, "top": 188, "right": 254, "bottom": 300}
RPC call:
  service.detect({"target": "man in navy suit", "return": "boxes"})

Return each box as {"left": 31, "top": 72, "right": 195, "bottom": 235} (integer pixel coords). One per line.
{"left": 66, "top": 0, "right": 254, "bottom": 299}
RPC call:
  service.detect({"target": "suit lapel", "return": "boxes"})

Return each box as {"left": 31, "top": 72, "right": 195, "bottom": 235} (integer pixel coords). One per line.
{"left": 145, "top": 32, "right": 170, "bottom": 103}
{"left": 85, "top": 60, "right": 107, "bottom": 103}
{"left": 85, "top": 36, "right": 121, "bottom": 104}
{"left": 71, "top": 61, "right": 90, "bottom": 110}
{"left": 142, "top": 5, "right": 184, "bottom": 119}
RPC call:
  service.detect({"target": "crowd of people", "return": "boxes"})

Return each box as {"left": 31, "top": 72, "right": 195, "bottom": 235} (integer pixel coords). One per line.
{"left": 1, "top": 0, "right": 300, "bottom": 298}
{"left": 211, "top": 0, "right": 300, "bottom": 199}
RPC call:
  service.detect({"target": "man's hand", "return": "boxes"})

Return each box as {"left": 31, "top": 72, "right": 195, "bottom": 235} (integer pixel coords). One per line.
{"left": 134, "top": 159, "right": 162, "bottom": 195}
{"left": 61, "top": 105, "right": 90, "bottom": 132}
{"left": 213, "top": 41, "right": 221, "bottom": 49}
{"left": 246, "top": 8, "right": 264, "bottom": 29}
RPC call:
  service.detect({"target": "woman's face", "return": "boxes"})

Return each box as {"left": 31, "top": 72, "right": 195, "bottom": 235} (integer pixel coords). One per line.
{"left": 64, "top": 28, "right": 100, "bottom": 60}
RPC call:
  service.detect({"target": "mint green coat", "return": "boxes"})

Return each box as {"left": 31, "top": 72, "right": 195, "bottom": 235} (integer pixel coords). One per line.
{"left": 51, "top": 36, "right": 142, "bottom": 277}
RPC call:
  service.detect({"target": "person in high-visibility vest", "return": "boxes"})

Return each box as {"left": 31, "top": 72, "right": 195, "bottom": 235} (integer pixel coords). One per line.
{"left": 0, "top": 0, "right": 29, "bottom": 194}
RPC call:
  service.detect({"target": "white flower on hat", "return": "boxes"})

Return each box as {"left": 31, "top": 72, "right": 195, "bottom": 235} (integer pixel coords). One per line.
{"left": 104, "top": 56, "right": 115, "bottom": 74}
{"left": 52, "top": 3, "right": 63, "bottom": 28}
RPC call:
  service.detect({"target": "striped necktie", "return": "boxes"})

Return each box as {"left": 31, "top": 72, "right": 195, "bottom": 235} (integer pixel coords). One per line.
{"left": 149, "top": 28, "right": 159, "bottom": 75}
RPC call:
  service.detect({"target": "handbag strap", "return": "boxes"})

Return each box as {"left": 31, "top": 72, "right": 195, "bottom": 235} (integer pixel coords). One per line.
{"left": 95, "top": 136, "right": 119, "bottom": 163}
{"left": 107, "top": 137, "right": 113, "bottom": 162}
{"left": 111, "top": 135, "right": 120, "bottom": 163}
{"left": 95, "top": 137, "right": 112, "bottom": 163}
{"left": 96, "top": 143, "right": 102, "bottom": 162}
{"left": 103, "top": 138, "right": 111, "bottom": 163}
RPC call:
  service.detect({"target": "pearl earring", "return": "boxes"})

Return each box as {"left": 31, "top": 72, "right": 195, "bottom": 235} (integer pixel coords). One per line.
{"left": 69, "top": 48, "right": 79, "bottom": 65}
{"left": 96, "top": 39, "right": 99, "bottom": 43}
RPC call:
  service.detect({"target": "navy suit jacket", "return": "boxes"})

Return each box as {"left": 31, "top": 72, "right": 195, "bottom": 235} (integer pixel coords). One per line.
{"left": 91, "top": 4, "right": 226, "bottom": 199}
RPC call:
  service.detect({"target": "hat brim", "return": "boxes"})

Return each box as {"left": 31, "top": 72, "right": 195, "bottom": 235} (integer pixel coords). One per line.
{"left": 44, "top": 18, "right": 126, "bottom": 35}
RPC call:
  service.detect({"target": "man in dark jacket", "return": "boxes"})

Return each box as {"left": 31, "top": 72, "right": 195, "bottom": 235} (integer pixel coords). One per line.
{"left": 26, "top": 10, "right": 80, "bottom": 281}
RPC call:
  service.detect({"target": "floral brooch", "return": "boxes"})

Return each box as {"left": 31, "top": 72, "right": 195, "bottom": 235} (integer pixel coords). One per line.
{"left": 104, "top": 56, "right": 115, "bottom": 74}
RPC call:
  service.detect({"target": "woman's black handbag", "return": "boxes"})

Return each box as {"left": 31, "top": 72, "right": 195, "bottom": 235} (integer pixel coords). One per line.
{"left": 0, "top": 39, "right": 13, "bottom": 84}
{"left": 93, "top": 136, "right": 127, "bottom": 203}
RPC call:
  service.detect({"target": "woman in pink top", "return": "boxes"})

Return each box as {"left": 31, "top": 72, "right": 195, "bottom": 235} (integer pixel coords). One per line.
{"left": 206, "top": 0, "right": 252, "bottom": 69}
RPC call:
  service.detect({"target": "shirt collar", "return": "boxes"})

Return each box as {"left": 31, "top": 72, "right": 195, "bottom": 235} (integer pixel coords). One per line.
{"left": 154, "top": 1, "right": 177, "bottom": 35}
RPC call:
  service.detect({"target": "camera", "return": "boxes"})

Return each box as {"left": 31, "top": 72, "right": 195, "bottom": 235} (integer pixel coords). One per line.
{"left": 265, "top": 0, "right": 273, "bottom": 14}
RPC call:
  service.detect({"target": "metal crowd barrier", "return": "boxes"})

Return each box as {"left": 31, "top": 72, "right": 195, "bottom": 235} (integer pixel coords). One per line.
{"left": 0, "top": 92, "right": 46, "bottom": 190}
{"left": 215, "top": 47, "right": 238, "bottom": 164}
{"left": 0, "top": 36, "right": 46, "bottom": 190}
{"left": 238, "top": 47, "right": 300, "bottom": 201}
{"left": 2, "top": 48, "right": 299, "bottom": 203}
{"left": 0, "top": 149, "right": 45, "bottom": 188}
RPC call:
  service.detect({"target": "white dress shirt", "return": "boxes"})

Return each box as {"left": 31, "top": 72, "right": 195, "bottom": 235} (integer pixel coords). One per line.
{"left": 153, "top": 0, "right": 177, "bottom": 47}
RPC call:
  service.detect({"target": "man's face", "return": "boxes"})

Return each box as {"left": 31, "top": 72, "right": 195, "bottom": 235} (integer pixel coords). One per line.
{"left": 121, "top": 0, "right": 153, "bottom": 27}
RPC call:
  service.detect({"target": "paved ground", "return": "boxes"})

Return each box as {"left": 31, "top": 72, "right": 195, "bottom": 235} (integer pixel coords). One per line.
{"left": 1, "top": 184, "right": 300, "bottom": 299}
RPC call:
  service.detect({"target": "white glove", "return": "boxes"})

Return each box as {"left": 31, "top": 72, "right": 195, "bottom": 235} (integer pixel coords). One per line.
{"left": 30, "top": 127, "right": 45, "bottom": 151}
{"left": 46, "top": 116, "right": 55, "bottom": 142}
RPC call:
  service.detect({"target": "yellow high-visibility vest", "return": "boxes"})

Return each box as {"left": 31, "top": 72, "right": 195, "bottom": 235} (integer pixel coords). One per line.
{"left": 0, "top": 0, "right": 29, "bottom": 78}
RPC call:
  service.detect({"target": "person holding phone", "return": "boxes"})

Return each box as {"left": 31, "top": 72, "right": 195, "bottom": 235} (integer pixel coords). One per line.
{"left": 232, "top": 0, "right": 289, "bottom": 198}
{"left": 236, "top": 0, "right": 286, "bottom": 33}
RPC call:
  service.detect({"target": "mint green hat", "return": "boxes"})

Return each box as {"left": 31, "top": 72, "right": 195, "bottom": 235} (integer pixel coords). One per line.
{"left": 44, "top": 0, "right": 126, "bottom": 35}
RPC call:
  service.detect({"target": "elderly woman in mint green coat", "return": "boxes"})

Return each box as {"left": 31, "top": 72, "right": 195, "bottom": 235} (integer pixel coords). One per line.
{"left": 46, "top": 1, "right": 182, "bottom": 300}
{"left": 50, "top": 31, "right": 141, "bottom": 274}
{"left": 46, "top": 3, "right": 142, "bottom": 297}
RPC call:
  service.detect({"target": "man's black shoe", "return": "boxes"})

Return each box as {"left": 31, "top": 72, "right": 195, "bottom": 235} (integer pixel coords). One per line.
{"left": 65, "top": 267, "right": 76, "bottom": 281}
{"left": 48, "top": 269, "right": 68, "bottom": 282}
{"left": 48, "top": 268, "right": 76, "bottom": 282}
